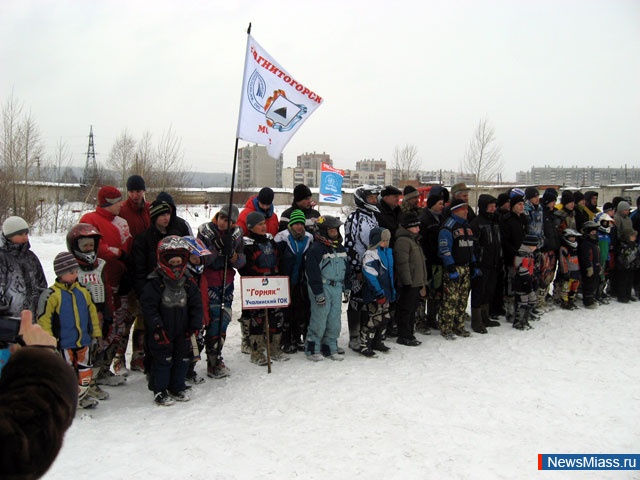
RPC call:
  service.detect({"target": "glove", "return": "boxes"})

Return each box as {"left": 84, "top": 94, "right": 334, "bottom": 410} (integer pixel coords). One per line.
{"left": 586, "top": 267, "right": 594, "bottom": 278}
{"left": 448, "top": 271, "right": 460, "bottom": 282}
{"left": 472, "top": 268, "right": 482, "bottom": 279}
{"left": 376, "top": 295, "right": 387, "bottom": 305}
{"left": 153, "top": 326, "right": 170, "bottom": 345}
{"left": 315, "top": 295, "right": 326, "bottom": 306}
{"left": 221, "top": 234, "right": 235, "bottom": 257}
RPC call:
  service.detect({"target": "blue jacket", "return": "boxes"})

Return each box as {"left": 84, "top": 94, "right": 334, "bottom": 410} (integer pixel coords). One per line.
{"left": 362, "top": 246, "right": 396, "bottom": 303}
{"left": 438, "top": 213, "right": 476, "bottom": 269}
{"left": 305, "top": 241, "right": 351, "bottom": 297}
{"left": 274, "top": 229, "right": 313, "bottom": 286}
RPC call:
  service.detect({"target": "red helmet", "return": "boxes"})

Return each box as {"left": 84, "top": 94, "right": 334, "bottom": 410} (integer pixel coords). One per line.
{"left": 66, "top": 223, "right": 102, "bottom": 266}
{"left": 156, "top": 235, "right": 190, "bottom": 280}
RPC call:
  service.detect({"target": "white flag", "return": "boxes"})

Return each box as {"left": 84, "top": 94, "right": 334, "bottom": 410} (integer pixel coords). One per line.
{"left": 236, "top": 35, "right": 323, "bottom": 159}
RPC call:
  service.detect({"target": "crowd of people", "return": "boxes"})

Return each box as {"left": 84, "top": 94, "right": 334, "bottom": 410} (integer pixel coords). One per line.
{"left": 1, "top": 177, "right": 639, "bottom": 411}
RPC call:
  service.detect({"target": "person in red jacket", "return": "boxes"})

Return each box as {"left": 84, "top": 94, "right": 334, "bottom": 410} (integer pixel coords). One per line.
{"left": 79, "top": 186, "right": 133, "bottom": 377}
{"left": 237, "top": 187, "right": 279, "bottom": 237}
{"left": 118, "top": 175, "right": 151, "bottom": 372}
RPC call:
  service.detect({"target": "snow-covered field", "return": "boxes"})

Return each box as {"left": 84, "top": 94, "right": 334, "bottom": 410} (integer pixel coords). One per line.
{"left": 28, "top": 205, "right": 640, "bottom": 479}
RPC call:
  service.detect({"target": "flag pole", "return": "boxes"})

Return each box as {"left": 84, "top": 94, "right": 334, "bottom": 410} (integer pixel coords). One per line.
{"left": 214, "top": 22, "right": 252, "bottom": 364}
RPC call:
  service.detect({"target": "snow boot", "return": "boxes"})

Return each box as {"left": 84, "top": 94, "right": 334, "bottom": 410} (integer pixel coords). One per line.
{"left": 269, "top": 333, "right": 289, "bottom": 362}
{"left": 154, "top": 390, "right": 175, "bottom": 406}
{"left": 240, "top": 316, "right": 251, "bottom": 354}
{"left": 249, "top": 334, "right": 268, "bottom": 366}
{"left": 130, "top": 329, "right": 146, "bottom": 372}
{"left": 481, "top": 304, "right": 500, "bottom": 327}
{"left": 471, "top": 307, "right": 487, "bottom": 334}
{"left": 112, "top": 353, "right": 130, "bottom": 377}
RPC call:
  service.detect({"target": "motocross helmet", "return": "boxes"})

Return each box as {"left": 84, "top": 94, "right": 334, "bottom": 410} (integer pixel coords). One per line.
{"left": 66, "top": 223, "right": 101, "bottom": 266}
{"left": 157, "top": 235, "right": 190, "bottom": 280}
{"left": 353, "top": 185, "right": 381, "bottom": 213}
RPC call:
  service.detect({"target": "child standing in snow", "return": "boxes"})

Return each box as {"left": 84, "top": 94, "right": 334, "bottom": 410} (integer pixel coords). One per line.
{"left": 512, "top": 235, "right": 539, "bottom": 330}
{"left": 140, "top": 236, "right": 203, "bottom": 406}
{"left": 557, "top": 229, "right": 582, "bottom": 310}
{"left": 37, "top": 252, "right": 102, "bottom": 409}
{"left": 305, "top": 216, "right": 351, "bottom": 361}
{"left": 360, "top": 227, "right": 395, "bottom": 357}
{"left": 615, "top": 230, "right": 639, "bottom": 303}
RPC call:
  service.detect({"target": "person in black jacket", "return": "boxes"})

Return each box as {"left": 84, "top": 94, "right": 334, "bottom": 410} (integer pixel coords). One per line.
{"left": 418, "top": 194, "right": 445, "bottom": 332}
{"left": 140, "top": 236, "right": 203, "bottom": 406}
{"left": 539, "top": 190, "right": 561, "bottom": 309}
{"left": 578, "top": 221, "right": 602, "bottom": 309}
{"left": 278, "top": 184, "right": 320, "bottom": 233}
{"left": 155, "top": 191, "right": 193, "bottom": 237}
{"left": 469, "top": 194, "right": 502, "bottom": 333}
{"left": 375, "top": 185, "right": 402, "bottom": 245}
{"left": 500, "top": 193, "right": 527, "bottom": 323}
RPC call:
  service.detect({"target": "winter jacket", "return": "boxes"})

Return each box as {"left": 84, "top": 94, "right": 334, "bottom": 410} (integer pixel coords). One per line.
{"left": 237, "top": 196, "right": 279, "bottom": 236}
{"left": 155, "top": 192, "right": 192, "bottom": 237}
{"left": 240, "top": 232, "right": 279, "bottom": 277}
{"left": 0, "top": 346, "right": 77, "bottom": 479}
{"left": 553, "top": 206, "right": 577, "bottom": 235}
{"left": 362, "top": 246, "right": 396, "bottom": 304}
{"left": 131, "top": 226, "right": 172, "bottom": 295}
{"left": 584, "top": 191, "right": 600, "bottom": 220}
{"left": 616, "top": 241, "right": 638, "bottom": 270}
{"left": 139, "top": 271, "right": 203, "bottom": 336}
{"left": 344, "top": 207, "right": 379, "bottom": 276}
{"left": 542, "top": 206, "right": 561, "bottom": 252}
{"left": 375, "top": 198, "right": 401, "bottom": 245}
{"left": 598, "top": 232, "right": 611, "bottom": 268}
{"left": 558, "top": 245, "right": 580, "bottom": 279}
{"left": 278, "top": 202, "right": 320, "bottom": 233}
{"left": 395, "top": 226, "right": 428, "bottom": 287}
{"left": 198, "top": 220, "right": 246, "bottom": 288}
{"left": 0, "top": 235, "right": 47, "bottom": 317}
{"left": 524, "top": 200, "right": 544, "bottom": 245}
{"left": 614, "top": 210, "right": 634, "bottom": 243}
{"left": 37, "top": 280, "right": 101, "bottom": 349}
{"left": 439, "top": 213, "right": 476, "bottom": 270}
{"left": 575, "top": 205, "right": 590, "bottom": 232}
{"left": 419, "top": 207, "right": 443, "bottom": 266}
{"left": 305, "top": 239, "right": 351, "bottom": 298}
{"left": 470, "top": 210, "right": 502, "bottom": 269}
{"left": 513, "top": 245, "right": 536, "bottom": 294}
{"left": 578, "top": 235, "right": 601, "bottom": 277}
{"left": 500, "top": 211, "right": 527, "bottom": 266}
{"left": 119, "top": 198, "right": 151, "bottom": 239}
{"left": 79, "top": 207, "right": 132, "bottom": 286}
{"left": 274, "top": 228, "right": 313, "bottom": 286}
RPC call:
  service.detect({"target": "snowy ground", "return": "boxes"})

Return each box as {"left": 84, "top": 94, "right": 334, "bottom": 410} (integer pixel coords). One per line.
{"left": 28, "top": 205, "right": 640, "bottom": 479}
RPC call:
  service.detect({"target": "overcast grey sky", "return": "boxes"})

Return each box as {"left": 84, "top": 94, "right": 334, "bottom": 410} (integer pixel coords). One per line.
{"left": 2, "top": 0, "right": 639, "bottom": 181}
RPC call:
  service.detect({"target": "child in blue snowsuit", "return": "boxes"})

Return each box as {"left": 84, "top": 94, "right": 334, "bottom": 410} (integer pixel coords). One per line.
{"left": 305, "top": 216, "right": 351, "bottom": 361}
{"left": 360, "top": 227, "right": 395, "bottom": 357}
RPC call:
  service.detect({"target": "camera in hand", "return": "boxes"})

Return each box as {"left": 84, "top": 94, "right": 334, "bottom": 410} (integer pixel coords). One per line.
{"left": 0, "top": 315, "right": 20, "bottom": 346}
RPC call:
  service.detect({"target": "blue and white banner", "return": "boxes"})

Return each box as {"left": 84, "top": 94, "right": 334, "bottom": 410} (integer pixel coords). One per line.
{"left": 319, "top": 162, "right": 344, "bottom": 204}
{"left": 236, "top": 35, "right": 323, "bottom": 159}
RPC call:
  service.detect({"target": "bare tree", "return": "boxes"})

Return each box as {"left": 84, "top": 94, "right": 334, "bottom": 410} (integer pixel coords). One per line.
{"left": 18, "top": 111, "right": 44, "bottom": 221}
{"left": 133, "top": 130, "right": 155, "bottom": 179}
{"left": 153, "top": 125, "right": 186, "bottom": 191}
{"left": 107, "top": 129, "right": 136, "bottom": 190}
{"left": 393, "top": 144, "right": 420, "bottom": 185}
{"left": 461, "top": 118, "right": 503, "bottom": 205}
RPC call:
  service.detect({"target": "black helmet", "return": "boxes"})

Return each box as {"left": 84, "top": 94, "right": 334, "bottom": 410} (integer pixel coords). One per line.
{"left": 316, "top": 215, "right": 343, "bottom": 230}
{"left": 353, "top": 185, "right": 381, "bottom": 213}
{"left": 581, "top": 220, "right": 599, "bottom": 234}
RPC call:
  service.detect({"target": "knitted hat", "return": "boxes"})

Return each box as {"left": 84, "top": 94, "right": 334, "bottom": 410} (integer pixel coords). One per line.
{"left": 381, "top": 185, "right": 402, "bottom": 197}
{"left": 427, "top": 194, "right": 444, "bottom": 209}
{"left": 510, "top": 195, "right": 525, "bottom": 208}
{"left": 257, "top": 187, "right": 274, "bottom": 205}
{"left": 496, "top": 193, "right": 510, "bottom": 208}
{"left": 560, "top": 190, "right": 574, "bottom": 205}
{"left": 573, "top": 190, "right": 585, "bottom": 203}
{"left": 53, "top": 251, "right": 78, "bottom": 277}
{"left": 368, "top": 227, "right": 391, "bottom": 248}
{"left": 541, "top": 190, "right": 558, "bottom": 206}
{"left": 522, "top": 235, "right": 538, "bottom": 246}
{"left": 400, "top": 211, "right": 421, "bottom": 228}
{"left": 510, "top": 188, "right": 525, "bottom": 198}
{"left": 246, "top": 211, "right": 266, "bottom": 230}
{"left": 429, "top": 186, "right": 450, "bottom": 204}
{"left": 288, "top": 209, "right": 306, "bottom": 226}
{"left": 2, "top": 216, "right": 29, "bottom": 238}
{"left": 478, "top": 194, "right": 497, "bottom": 212}
{"left": 602, "top": 202, "right": 614, "bottom": 213}
{"left": 524, "top": 187, "right": 539, "bottom": 199}
{"left": 451, "top": 182, "right": 470, "bottom": 196}
{"left": 219, "top": 204, "right": 239, "bottom": 223}
{"left": 126, "top": 175, "right": 146, "bottom": 191}
{"left": 98, "top": 186, "right": 122, "bottom": 207}
{"left": 293, "top": 184, "right": 312, "bottom": 202}
{"left": 402, "top": 185, "right": 419, "bottom": 202}
{"left": 450, "top": 198, "right": 468, "bottom": 212}
{"left": 150, "top": 200, "right": 171, "bottom": 223}
{"left": 617, "top": 201, "right": 631, "bottom": 213}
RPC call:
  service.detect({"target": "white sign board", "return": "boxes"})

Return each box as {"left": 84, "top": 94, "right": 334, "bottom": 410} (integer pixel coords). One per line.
{"left": 240, "top": 276, "right": 291, "bottom": 310}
